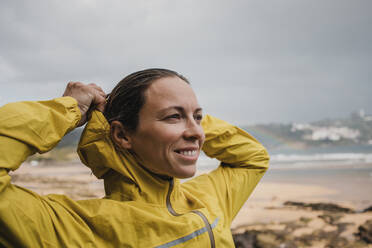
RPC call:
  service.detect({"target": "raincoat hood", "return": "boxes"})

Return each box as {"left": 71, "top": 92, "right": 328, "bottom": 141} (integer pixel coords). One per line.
{"left": 77, "top": 110, "right": 174, "bottom": 203}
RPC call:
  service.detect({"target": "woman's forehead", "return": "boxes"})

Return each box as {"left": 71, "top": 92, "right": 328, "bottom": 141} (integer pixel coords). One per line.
{"left": 144, "top": 77, "right": 199, "bottom": 109}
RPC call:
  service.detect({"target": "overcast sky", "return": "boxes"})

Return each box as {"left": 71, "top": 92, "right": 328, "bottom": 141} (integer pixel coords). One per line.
{"left": 1, "top": 0, "right": 371, "bottom": 125}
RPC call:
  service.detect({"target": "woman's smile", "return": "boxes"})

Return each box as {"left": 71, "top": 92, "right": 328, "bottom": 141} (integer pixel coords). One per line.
{"left": 174, "top": 147, "right": 200, "bottom": 162}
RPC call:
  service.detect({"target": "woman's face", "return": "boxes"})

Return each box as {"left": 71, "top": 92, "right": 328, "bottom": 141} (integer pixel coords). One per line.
{"left": 127, "top": 76, "right": 205, "bottom": 178}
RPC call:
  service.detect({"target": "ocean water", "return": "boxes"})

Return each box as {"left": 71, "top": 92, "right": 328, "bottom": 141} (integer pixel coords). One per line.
{"left": 197, "top": 148, "right": 372, "bottom": 171}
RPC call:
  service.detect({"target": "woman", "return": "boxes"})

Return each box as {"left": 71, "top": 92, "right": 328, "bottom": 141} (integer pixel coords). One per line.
{"left": 0, "top": 68, "right": 269, "bottom": 247}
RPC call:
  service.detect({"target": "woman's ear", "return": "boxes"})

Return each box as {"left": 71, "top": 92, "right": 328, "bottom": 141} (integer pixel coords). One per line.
{"left": 110, "top": 121, "right": 133, "bottom": 149}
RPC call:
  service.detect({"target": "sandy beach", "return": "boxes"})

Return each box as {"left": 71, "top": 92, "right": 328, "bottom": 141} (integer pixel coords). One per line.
{"left": 10, "top": 161, "right": 372, "bottom": 247}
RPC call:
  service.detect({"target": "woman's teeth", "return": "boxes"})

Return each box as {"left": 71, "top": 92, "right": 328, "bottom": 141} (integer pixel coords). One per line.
{"left": 179, "top": 150, "right": 197, "bottom": 156}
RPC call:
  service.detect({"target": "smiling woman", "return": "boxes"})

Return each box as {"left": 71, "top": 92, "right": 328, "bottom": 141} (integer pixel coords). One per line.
{"left": 0, "top": 68, "right": 269, "bottom": 247}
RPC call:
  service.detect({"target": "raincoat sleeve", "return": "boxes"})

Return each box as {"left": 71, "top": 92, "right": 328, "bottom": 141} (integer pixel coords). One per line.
{"left": 190, "top": 114, "right": 269, "bottom": 224}
{"left": 0, "top": 97, "right": 81, "bottom": 244}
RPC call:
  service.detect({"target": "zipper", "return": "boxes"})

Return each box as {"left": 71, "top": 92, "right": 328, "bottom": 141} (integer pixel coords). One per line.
{"left": 166, "top": 179, "right": 216, "bottom": 248}
{"left": 166, "top": 178, "right": 181, "bottom": 216}
{"left": 191, "top": 210, "right": 216, "bottom": 248}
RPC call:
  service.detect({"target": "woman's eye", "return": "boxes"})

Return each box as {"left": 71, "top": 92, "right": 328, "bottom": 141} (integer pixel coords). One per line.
{"left": 166, "top": 114, "right": 181, "bottom": 119}
{"left": 194, "top": 114, "right": 203, "bottom": 121}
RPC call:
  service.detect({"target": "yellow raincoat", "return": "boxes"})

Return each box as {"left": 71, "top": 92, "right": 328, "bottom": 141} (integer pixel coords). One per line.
{"left": 0, "top": 97, "right": 269, "bottom": 247}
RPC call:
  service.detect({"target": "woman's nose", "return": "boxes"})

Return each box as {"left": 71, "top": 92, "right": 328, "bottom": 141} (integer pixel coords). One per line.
{"left": 183, "top": 119, "right": 205, "bottom": 141}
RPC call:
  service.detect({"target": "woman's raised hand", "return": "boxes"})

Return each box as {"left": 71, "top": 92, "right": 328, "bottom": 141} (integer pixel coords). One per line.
{"left": 63, "top": 82, "right": 106, "bottom": 127}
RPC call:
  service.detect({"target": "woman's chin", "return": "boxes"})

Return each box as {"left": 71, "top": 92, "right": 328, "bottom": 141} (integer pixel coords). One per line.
{"left": 173, "top": 165, "right": 196, "bottom": 179}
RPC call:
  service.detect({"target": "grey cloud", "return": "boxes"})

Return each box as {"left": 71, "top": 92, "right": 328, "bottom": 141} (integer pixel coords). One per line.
{"left": 0, "top": 0, "right": 371, "bottom": 123}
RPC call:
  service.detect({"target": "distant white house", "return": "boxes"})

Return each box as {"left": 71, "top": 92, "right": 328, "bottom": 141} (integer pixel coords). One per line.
{"left": 308, "top": 127, "right": 360, "bottom": 141}
{"left": 291, "top": 123, "right": 360, "bottom": 141}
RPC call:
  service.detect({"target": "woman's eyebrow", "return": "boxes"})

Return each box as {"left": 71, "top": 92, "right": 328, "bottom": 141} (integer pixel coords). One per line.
{"left": 157, "top": 106, "right": 203, "bottom": 116}
{"left": 158, "top": 106, "right": 183, "bottom": 114}
{"left": 195, "top": 107, "right": 203, "bottom": 113}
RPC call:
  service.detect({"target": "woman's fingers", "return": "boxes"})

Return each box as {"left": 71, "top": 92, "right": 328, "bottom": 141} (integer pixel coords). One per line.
{"left": 91, "top": 88, "right": 107, "bottom": 112}
{"left": 88, "top": 83, "right": 107, "bottom": 102}
{"left": 63, "top": 82, "right": 107, "bottom": 126}
{"left": 94, "top": 95, "right": 106, "bottom": 112}
{"left": 88, "top": 83, "right": 105, "bottom": 95}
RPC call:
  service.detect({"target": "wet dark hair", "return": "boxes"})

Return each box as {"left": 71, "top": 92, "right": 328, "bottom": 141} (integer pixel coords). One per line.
{"left": 104, "top": 68, "right": 189, "bottom": 132}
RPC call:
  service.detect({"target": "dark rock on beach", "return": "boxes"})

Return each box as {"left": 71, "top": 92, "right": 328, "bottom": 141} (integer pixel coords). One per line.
{"left": 283, "top": 201, "right": 354, "bottom": 213}
{"left": 356, "top": 219, "right": 372, "bottom": 244}
{"left": 318, "top": 213, "right": 344, "bottom": 225}
{"left": 362, "top": 206, "right": 372, "bottom": 213}
{"left": 233, "top": 231, "right": 257, "bottom": 248}
{"left": 233, "top": 230, "right": 296, "bottom": 248}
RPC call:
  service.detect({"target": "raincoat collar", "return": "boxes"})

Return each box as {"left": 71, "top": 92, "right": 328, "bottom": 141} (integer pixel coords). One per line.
{"left": 77, "top": 110, "right": 179, "bottom": 204}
